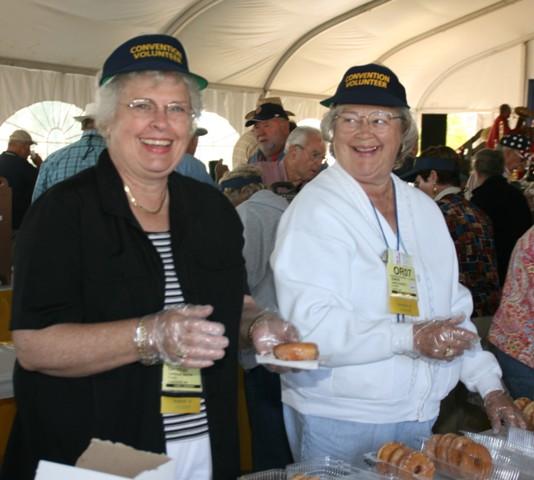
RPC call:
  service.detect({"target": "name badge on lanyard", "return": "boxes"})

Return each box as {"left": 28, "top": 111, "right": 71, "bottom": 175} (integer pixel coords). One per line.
{"left": 386, "top": 249, "right": 419, "bottom": 317}
{"left": 160, "top": 364, "right": 202, "bottom": 414}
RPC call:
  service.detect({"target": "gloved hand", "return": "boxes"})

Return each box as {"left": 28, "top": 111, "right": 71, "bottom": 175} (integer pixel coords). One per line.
{"left": 484, "top": 389, "right": 528, "bottom": 433}
{"left": 143, "top": 304, "right": 229, "bottom": 368}
{"left": 249, "top": 310, "right": 299, "bottom": 355}
{"left": 413, "top": 315, "right": 478, "bottom": 361}
{"left": 248, "top": 310, "right": 299, "bottom": 373}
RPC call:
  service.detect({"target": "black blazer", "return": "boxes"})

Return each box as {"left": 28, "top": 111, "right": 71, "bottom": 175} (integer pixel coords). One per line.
{"left": 3, "top": 150, "right": 245, "bottom": 480}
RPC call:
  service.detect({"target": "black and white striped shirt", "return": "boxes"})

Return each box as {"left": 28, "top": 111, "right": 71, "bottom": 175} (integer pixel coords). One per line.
{"left": 148, "top": 232, "right": 209, "bottom": 442}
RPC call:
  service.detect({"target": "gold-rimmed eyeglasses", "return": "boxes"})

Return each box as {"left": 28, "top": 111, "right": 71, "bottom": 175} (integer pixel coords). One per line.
{"left": 335, "top": 111, "right": 402, "bottom": 133}
{"left": 124, "top": 98, "right": 194, "bottom": 122}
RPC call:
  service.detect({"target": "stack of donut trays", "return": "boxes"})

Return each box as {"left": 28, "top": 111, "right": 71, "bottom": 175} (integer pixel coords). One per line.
{"left": 238, "top": 427, "right": 534, "bottom": 480}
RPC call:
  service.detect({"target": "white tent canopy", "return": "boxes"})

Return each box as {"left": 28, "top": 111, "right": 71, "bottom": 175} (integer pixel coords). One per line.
{"left": 1, "top": 0, "right": 533, "bottom": 135}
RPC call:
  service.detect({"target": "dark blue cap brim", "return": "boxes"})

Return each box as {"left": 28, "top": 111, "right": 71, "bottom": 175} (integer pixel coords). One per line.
{"left": 400, "top": 157, "right": 458, "bottom": 182}
{"left": 245, "top": 113, "right": 289, "bottom": 127}
{"left": 320, "top": 86, "right": 409, "bottom": 108}
{"left": 100, "top": 61, "right": 208, "bottom": 90}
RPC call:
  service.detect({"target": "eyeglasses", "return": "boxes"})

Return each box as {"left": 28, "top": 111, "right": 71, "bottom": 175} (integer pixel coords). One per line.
{"left": 125, "top": 98, "right": 194, "bottom": 122}
{"left": 295, "top": 144, "right": 325, "bottom": 162}
{"left": 335, "top": 111, "right": 402, "bottom": 132}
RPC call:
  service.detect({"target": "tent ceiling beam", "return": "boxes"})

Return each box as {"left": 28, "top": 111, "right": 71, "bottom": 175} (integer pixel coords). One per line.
{"left": 376, "top": 0, "right": 521, "bottom": 64}
{"left": 416, "top": 31, "right": 534, "bottom": 111}
{"left": 261, "top": 0, "right": 392, "bottom": 93}
{"left": 164, "top": 0, "right": 223, "bottom": 36}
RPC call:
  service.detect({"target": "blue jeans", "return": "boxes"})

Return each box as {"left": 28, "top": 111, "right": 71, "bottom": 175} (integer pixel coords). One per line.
{"left": 493, "top": 347, "right": 534, "bottom": 398}
{"left": 283, "top": 404, "right": 435, "bottom": 468}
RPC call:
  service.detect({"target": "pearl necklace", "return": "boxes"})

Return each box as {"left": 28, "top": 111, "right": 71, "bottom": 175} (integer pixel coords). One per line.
{"left": 123, "top": 184, "right": 168, "bottom": 215}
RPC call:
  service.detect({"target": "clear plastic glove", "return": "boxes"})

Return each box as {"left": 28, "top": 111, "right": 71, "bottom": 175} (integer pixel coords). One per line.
{"left": 413, "top": 315, "right": 478, "bottom": 361}
{"left": 484, "top": 389, "right": 528, "bottom": 433}
{"left": 249, "top": 310, "right": 299, "bottom": 355}
{"left": 145, "top": 304, "right": 229, "bottom": 368}
{"left": 249, "top": 310, "right": 299, "bottom": 373}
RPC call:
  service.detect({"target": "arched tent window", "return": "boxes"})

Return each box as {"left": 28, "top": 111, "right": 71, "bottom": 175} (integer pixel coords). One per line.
{"left": 0, "top": 101, "right": 84, "bottom": 158}
{"left": 195, "top": 111, "right": 239, "bottom": 169}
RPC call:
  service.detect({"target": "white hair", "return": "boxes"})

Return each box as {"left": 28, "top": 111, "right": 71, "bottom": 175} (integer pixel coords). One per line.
{"left": 285, "top": 125, "right": 322, "bottom": 152}
{"left": 94, "top": 70, "right": 202, "bottom": 137}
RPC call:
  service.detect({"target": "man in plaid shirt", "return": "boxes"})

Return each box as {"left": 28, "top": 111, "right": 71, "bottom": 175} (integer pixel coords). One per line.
{"left": 32, "top": 103, "right": 106, "bottom": 201}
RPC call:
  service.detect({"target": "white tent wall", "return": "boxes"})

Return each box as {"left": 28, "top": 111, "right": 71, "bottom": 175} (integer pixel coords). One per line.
{"left": 1, "top": 0, "right": 534, "bottom": 142}
{"left": 0, "top": 65, "right": 327, "bottom": 137}
{"left": 0, "top": 65, "right": 95, "bottom": 126}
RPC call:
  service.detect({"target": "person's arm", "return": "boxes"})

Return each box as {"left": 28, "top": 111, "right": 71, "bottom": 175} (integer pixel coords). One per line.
{"left": 14, "top": 304, "right": 229, "bottom": 377}
{"left": 13, "top": 320, "right": 138, "bottom": 377}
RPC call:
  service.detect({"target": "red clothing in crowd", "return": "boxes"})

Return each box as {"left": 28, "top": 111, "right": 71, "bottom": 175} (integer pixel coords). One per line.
{"left": 486, "top": 114, "right": 511, "bottom": 149}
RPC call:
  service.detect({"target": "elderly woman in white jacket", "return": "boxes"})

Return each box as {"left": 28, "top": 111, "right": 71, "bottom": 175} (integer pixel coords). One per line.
{"left": 271, "top": 63, "right": 526, "bottom": 465}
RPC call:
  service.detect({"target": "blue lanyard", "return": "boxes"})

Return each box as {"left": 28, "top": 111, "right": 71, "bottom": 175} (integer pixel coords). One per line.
{"left": 369, "top": 179, "right": 404, "bottom": 322}
{"left": 370, "top": 179, "right": 401, "bottom": 252}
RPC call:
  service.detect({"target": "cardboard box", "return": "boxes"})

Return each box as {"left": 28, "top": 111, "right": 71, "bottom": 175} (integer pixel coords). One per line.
{"left": 35, "top": 439, "right": 175, "bottom": 480}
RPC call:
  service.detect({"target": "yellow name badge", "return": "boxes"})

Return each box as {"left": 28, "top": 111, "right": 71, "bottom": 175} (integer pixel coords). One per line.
{"left": 162, "top": 364, "right": 202, "bottom": 394}
{"left": 386, "top": 249, "right": 420, "bottom": 317}
{"left": 161, "top": 396, "right": 201, "bottom": 415}
{"left": 161, "top": 364, "right": 202, "bottom": 414}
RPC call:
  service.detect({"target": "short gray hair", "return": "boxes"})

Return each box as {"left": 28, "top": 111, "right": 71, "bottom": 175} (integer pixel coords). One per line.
{"left": 285, "top": 125, "right": 322, "bottom": 152}
{"left": 320, "top": 105, "right": 418, "bottom": 167}
{"left": 474, "top": 148, "right": 504, "bottom": 177}
{"left": 94, "top": 70, "right": 202, "bottom": 137}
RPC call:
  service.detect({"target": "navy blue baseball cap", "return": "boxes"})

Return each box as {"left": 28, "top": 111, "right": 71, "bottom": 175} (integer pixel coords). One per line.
{"left": 400, "top": 156, "right": 459, "bottom": 183}
{"left": 99, "top": 34, "right": 208, "bottom": 90}
{"left": 245, "top": 103, "right": 294, "bottom": 127}
{"left": 321, "top": 64, "right": 409, "bottom": 108}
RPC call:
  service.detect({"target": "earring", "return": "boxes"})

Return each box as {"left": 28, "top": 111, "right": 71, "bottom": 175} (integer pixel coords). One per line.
{"left": 432, "top": 184, "right": 438, "bottom": 195}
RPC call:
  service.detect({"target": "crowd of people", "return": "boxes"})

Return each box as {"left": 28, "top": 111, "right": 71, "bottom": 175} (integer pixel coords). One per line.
{"left": 0, "top": 32, "right": 533, "bottom": 480}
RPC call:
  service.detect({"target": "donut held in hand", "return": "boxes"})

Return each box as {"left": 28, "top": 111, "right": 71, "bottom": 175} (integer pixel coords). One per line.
{"left": 273, "top": 342, "right": 319, "bottom": 361}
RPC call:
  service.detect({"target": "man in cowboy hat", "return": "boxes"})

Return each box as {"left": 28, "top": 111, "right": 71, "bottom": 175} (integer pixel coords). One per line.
{"left": 245, "top": 97, "right": 294, "bottom": 164}
{"left": 32, "top": 103, "right": 107, "bottom": 201}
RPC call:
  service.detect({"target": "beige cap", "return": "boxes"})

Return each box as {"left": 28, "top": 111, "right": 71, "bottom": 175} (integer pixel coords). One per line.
{"left": 9, "top": 129, "right": 36, "bottom": 145}
{"left": 74, "top": 102, "right": 98, "bottom": 122}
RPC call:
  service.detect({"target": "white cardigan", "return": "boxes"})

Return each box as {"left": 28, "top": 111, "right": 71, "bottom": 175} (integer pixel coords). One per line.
{"left": 271, "top": 161, "right": 502, "bottom": 423}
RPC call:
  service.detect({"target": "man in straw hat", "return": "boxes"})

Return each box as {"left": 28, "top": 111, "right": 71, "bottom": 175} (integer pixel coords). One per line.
{"left": 32, "top": 103, "right": 106, "bottom": 201}
{"left": 245, "top": 97, "right": 294, "bottom": 164}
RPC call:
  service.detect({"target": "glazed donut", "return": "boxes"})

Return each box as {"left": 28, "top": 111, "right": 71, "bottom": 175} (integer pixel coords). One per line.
{"left": 522, "top": 400, "right": 534, "bottom": 417}
{"left": 523, "top": 401, "right": 534, "bottom": 430}
{"left": 290, "top": 475, "right": 320, "bottom": 480}
{"left": 435, "top": 433, "right": 457, "bottom": 463}
{"left": 456, "top": 441, "right": 492, "bottom": 480}
{"left": 422, "top": 434, "right": 442, "bottom": 458}
{"left": 447, "top": 435, "right": 473, "bottom": 467}
{"left": 388, "top": 445, "right": 411, "bottom": 469}
{"left": 398, "top": 451, "right": 436, "bottom": 480}
{"left": 273, "top": 342, "right": 319, "bottom": 361}
{"left": 514, "top": 397, "right": 531, "bottom": 411}
{"left": 376, "top": 442, "right": 404, "bottom": 474}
